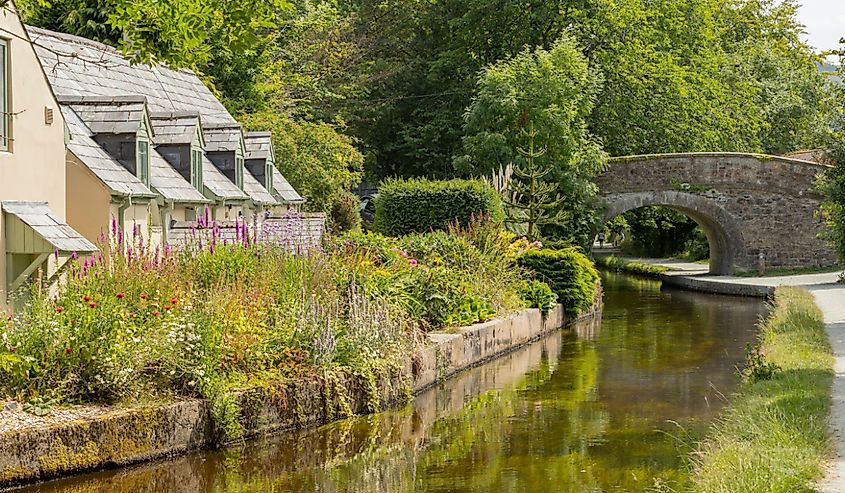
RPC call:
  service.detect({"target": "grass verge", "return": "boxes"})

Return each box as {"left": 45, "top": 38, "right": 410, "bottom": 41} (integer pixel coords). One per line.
{"left": 691, "top": 286, "right": 833, "bottom": 492}
{"left": 593, "top": 254, "right": 671, "bottom": 278}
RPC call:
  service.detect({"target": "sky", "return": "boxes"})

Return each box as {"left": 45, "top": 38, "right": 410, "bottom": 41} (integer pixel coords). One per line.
{"left": 795, "top": 0, "right": 845, "bottom": 59}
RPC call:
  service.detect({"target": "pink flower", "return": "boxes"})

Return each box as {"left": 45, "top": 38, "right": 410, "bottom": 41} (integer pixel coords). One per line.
{"left": 83, "top": 295, "right": 92, "bottom": 302}
{"left": 55, "top": 306, "right": 65, "bottom": 313}
{"left": 116, "top": 292, "right": 125, "bottom": 299}
{"left": 409, "top": 259, "right": 418, "bottom": 266}
{"left": 88, "top": 302, "right": 97, "bottom": 309}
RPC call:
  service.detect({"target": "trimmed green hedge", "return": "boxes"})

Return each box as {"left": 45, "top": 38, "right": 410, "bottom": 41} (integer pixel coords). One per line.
{"left": 518, "top": 248, "right": 599, "bottom": 316}
{"left": 374, "top": 177, "right": 504, "bottom": 236}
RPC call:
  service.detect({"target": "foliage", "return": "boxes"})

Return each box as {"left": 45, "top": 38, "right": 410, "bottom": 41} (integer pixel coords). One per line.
{"left": 330, "top": 190, "right": 362, "bottom": 234}
{"left": 517, "top": 248, "right": 599, "bottom": 316}
{"left": 593, "top": 255, "right": 671, "bottom": 278}
{"left": 692, "top": 287, "right": 833, "bottom": 492}
{"left": 373, "top": 177, "right": 504, "bottom": 237}
{"left": 355, "top": 0, "right": 830, "bottom": 180}
{"left": 683, "top": 228, "right": 711, "bottom": 262}
{"left": 457, "top": 38, "right": 606, "bottom": 246}
{"left": 500, "top": 125, "right": 567, "bottom": 242}
{"left": 740, "top": 343, "right": 781, "bottom": 383}
{"left": 240, "top": 112, "right": 363, "bottom": 214}
{"left": 620, "top": 207, "right": 701, "bottom": 259}
{"left": 518, "top": 280, "right": 557, "bottom": 314}
{"left": 821, "top": 48, "right": 845, "bottom": 266}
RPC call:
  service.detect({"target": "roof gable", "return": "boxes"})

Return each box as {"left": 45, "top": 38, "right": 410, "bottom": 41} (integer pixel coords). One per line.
{"left": 62, "top": 106, "right": 156, "bottom": 198}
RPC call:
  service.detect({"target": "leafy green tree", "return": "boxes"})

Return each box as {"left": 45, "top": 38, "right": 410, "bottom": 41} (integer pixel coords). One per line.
{"left": 457, "top": 37, "right": 607, "bottom": 246}
{"left": 240, "top": 112, "right": 364, "bottom": 214}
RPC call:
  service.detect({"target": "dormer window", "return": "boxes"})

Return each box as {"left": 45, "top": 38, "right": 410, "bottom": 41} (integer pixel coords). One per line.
{"left": 235, "top": 155, "right": 244, "bottom": 190}
{"left": 136, "top": 139, "right": 150, "bottom": 186}
{"left": 191, "top": 147, "right": 203, "bottom": 191}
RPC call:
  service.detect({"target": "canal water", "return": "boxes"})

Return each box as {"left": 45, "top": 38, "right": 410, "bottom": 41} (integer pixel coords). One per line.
{"left": 17, "top": 273, "right": 766, "bottom": 493}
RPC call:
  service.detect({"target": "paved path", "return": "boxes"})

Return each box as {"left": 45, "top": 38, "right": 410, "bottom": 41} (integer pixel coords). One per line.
{"left": 612, "top": 256, "right": 845, "bottom": 489}
{"left": 814, "top": 284, "right": 845, "bottom": 492}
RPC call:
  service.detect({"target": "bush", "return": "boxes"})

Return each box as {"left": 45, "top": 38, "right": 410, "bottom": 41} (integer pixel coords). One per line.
{"left": 330, "top": 190, "right": 362, "bottom": 233}
{"left": 374, "top": 177, "right": 504, "bottom": 236}
{"left": 518, "top": 280, "right": 558, "bottom": 313}
{"left": 518, "top": 248, "right": 599, "bottom": 316}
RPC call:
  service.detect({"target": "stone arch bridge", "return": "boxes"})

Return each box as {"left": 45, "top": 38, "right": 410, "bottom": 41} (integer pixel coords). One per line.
{"left": 594, "top": 152, "right": 837, "bottom": 275}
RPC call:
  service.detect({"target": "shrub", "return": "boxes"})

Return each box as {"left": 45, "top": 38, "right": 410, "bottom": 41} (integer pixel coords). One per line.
{"left": 518, "top": 248, "right": 599, "bottom": 316}
{"left": 330, "top": 190, "right": 362, "bottom": 233}
{"left": 374, "top": 177, "right": 504, "bottom": 236}
{"left": 518, "top": 280, "right": 558, "bottom": 313}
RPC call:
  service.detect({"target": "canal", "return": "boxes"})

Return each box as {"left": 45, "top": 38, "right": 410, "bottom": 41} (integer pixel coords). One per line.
{"left": 17, "top": 273, "right": 767, "bottom": 492}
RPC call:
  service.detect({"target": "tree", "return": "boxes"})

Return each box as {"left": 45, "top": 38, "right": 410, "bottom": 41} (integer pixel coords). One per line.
{"left": 821, "top": 44, "right": 845, "bottom": 266}
{"left": 503, "top": 125, "right": 567, "bottom": 242}
{"left": 457, "top": 37, "right": 607, "bottom": 246}
{"left": 240, "top": 112, "right": 363, "bottom": 214}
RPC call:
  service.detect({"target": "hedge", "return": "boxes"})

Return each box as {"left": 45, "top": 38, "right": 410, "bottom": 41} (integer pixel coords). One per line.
{"left": 518, "top": 248, "right": 599, "bottom": 316}
{"left": 374, "top": 177, "right": 504, "bottom": 236}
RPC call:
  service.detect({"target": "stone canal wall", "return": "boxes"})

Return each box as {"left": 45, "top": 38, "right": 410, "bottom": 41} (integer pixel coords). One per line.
{"left": 0, "top": 294, "right": 602, "bottom": 489}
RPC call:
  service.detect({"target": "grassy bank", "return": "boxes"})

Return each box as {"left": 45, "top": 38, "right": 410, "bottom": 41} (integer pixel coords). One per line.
{"left": 691, "top": 287, "right": 833, "bottom": 492}
{"left": 593, "top": 254, "right": 671, "bottom": 278}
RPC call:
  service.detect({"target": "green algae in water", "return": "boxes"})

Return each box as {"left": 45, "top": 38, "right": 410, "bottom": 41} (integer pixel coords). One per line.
{"left": 16, "top": 272, "right": 766, "bottom": 493}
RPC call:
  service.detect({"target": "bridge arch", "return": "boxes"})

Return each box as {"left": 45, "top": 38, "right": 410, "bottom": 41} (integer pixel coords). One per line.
{"left": 601, "top": 191, "right": 745, "bottom": 275}
{"left": 595, "top": 152, "right": 836, "bottom": 275}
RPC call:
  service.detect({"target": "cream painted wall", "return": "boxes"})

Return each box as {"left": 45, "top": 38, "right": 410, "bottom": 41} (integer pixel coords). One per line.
{"left": 66, "top": 155, "right": 110, "bottom": 245}
{"left": 0, "top": 6, "right": 68, "bottom": 307}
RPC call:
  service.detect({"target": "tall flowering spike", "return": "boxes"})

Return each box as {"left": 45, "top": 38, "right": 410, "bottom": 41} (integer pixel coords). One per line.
{"left": 117, "top": 229, "right": 124, "bottom": 246}
{"left": 204, "top": 206, "right": 210, "bottom": 227}
{"left": 164, "top": 242, "right": 171, "bottom": 258}
{"left": 53, "top": 247, "right": 59, "bottom": 261}
{"left": 111, "top": 215, "right": 118, "bottom": 236}
{"left": 70, "top": 251, "right": 78, "bottom": 261}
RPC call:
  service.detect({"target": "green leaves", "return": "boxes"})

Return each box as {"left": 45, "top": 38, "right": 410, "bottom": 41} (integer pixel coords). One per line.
{"left": 373, "top": 177, "right": 504, "bottom": 237}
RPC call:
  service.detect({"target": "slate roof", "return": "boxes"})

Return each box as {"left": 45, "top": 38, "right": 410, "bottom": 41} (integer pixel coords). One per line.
{"left": 272, "top": 169, "right": 305, "bottom": 204}
{"left": 204, "top": 124, "right": 243, "bottom": 153}
{"left": 244, "top": 132, "right": 272, "bottom": 160}
{"left": 2, "top": 201, "right": 98, "bottom": 253}
{"left": 150, "top": 149, "right": 209, "bottom": 204}
{"left": 30, "top": 26, "right": 300, "bottom": 207}
{"left": 243, "top": 172, "right": 277, "bottom": 205}
{"left": 62, "top": 96, "right": 149, "bottom": 135}
{"left": 29, "top": 27, "right": 235, "bottom": 124}
{"left": 202, "top": 155, "right": 248, "bottom": 201}
{"left": 150, "top": 112, "right": 202, "bottom": 146}
{"left": 62, "top": 106, "right": 156, "bottom": 199}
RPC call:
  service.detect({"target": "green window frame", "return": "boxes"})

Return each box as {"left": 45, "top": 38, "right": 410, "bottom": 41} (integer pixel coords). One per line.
{"left": 191, "top": 148, "right": 203, "bottom": 191}
{"left": 0, "top": 38, "right": 10, "bottom": 152}
{"left": 136, "top": 139, "right": 150, "bottom": 186}
{"left": 265, "top": 161, "right": 273, "bottom": 192}
{"left": 235, "top": 155, "right": 244, "bottom": 190}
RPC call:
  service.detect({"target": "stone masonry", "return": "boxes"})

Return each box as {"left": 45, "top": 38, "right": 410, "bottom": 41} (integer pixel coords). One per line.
{"left": 594, "top": 152, "right": 837, "bottom": 275}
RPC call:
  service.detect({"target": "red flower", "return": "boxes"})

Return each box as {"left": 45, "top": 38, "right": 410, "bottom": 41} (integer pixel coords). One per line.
{"left": 65, "top": 347, "right": 73, "bottom": 354}
{"left": 88, "top": 302, "right": 97, "bottom": 309}
{"left": 140, "top": 293, "right": 148, "bottom": 300}
{"left": 164, "top": 305, "right": 172, "bottom": 311}
{"left": 55, "top": 306, "right": 65, "bottom": 313}
{"left": 169, "top": 297, "right": 178, "bottom": 305}
{"left": 116, "top": 292, "right": 125, "bottom": 299}
{"left": 152, "top": 310, "right": 161, "bottom": 317}
{"left": 83, "top": 295, "right": 92, "bottom": 302}
{"left": 9, "top": 347, "right": 16, "bottom": 353}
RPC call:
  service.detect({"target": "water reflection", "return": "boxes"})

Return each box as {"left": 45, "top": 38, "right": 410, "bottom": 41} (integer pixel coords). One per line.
{"left": 17, "top": 273, "right": 766, "bottom": 493}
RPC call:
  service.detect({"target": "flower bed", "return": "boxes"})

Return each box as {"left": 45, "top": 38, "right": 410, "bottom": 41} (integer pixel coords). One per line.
{"left": 0, "top": 219, "right": 596, "bottom": 438}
